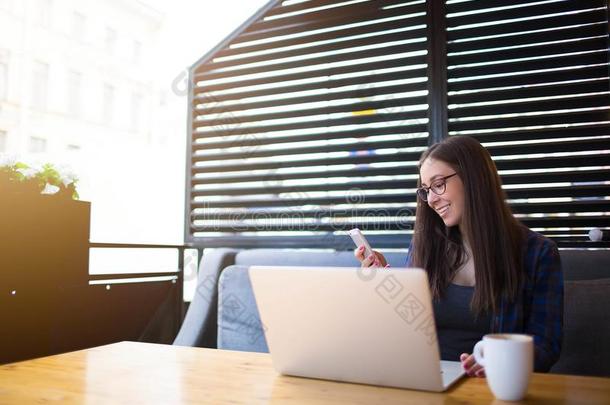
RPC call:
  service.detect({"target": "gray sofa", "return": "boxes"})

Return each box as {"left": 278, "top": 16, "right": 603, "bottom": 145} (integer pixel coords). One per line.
{"left": 173, "top": 248, "right": 610, "bottom": 377}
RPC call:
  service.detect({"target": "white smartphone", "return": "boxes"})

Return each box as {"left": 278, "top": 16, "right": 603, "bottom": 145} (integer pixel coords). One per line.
{"left": 347, "top": 228, "right": 373, "bottom": 257}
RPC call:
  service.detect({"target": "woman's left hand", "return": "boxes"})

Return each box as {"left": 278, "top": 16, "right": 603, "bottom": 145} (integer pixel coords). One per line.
{"left": 460, "top": 353, "right": 486, "bottom": 377}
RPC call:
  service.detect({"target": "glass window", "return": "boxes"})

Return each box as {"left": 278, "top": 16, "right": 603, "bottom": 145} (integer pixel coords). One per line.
{"left": 28, "top": 136, "right": 47, "bottom": 153}
{"left": 0, "top": 130, "right": 7, "bottom": 152}
{"left": 105, "top": 27, "right": 117, "bottom": 54}
{"left": 0, "top": 54, "right": 7, "bottom": 101}
{"left": 72, "top": 11, "right": 86, "bottom": 39}
{"left": 35, "top": 0, "right": 52, "bottom": 28}
{"left": 31, "top": 60, "right": 49, "bottom": 110}
{"left": 130, "top": 92, "right": 143, "bottom": 132}
{"left": 133, "top": 40, "right": 142, "bottom": 63}
{"left": 102, "top": 83, "right": 115, "bottom": 124}
{"left": 67, "top": 70, "right": 82, "bottom": 117}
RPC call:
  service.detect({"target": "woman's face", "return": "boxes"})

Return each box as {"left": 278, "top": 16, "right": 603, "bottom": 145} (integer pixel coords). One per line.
{"left": 419, "top": 157, "right": 465, "bottom": 228}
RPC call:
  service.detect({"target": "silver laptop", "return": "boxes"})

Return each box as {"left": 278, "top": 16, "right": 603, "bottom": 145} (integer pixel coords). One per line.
{"left": 249, "top": 266, "right": 464, "bottom": 392}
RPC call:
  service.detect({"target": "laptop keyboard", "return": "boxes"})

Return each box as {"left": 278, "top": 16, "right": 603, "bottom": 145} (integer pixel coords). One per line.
{"left": 440, "top": 360, "right": 464, "bottom": 388}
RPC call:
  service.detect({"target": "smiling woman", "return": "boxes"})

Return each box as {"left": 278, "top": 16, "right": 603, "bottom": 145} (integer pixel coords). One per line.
{"left": 356, "top": 136, "right": 563, "bottom": 377}
{"left": 412, "top": 137, "right": 526, "bottom": 313}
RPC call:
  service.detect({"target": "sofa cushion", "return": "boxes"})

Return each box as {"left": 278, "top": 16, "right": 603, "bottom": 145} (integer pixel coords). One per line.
{"left": 218, "top": 265, "right": 268, "bottom": 353}
{"left": 173, "top": 249, "right": 238, "bottom": 348}
{"left": 560, "top": 250, "right": 610, "bottom": 281}
{"left": 551, "top": 278, "right": 610, "bottom": 377}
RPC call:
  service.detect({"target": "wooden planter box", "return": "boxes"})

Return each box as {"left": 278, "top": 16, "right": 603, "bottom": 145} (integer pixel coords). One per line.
{"left": 0, "top": 194, "right": 91, "bottom": 363}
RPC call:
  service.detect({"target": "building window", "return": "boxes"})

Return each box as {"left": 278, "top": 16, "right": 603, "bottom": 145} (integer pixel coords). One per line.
{"left": 31, "top": 60, "right": 49, "bottom": 110}
{"left": 0, "top": 130, "right": 7, "bottom": 152}
{"left": 0, "top": 53, "right": 7, "bottom": 101}
{"left": 71, "top": 11, "right": 86, "bottom": 39}
{"left": 67, "top": 70, "right": 82, "bottom": 117}
{"left": 105, "top": 27, "right": 117, "bottom": 54}
{"left": 130, "top": 92, "right": 143, "bottom": 132}
{"left": 35, "top": 0, "right": 53, "bottom": 28}
{"left": 28, "top": 136, "right": 47, "bottom": 153}
{"left": 132, "top": 40, "right": 142, "bottom": 63}
{"left": 102, "top": 83, "right": 114, "bottom": 124}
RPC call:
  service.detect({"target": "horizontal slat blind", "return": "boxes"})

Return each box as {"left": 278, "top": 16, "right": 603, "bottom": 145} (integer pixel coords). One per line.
{"left": 446, "top": 0, "right": 610, "bottom": 246}
{"left": 187, "top": 0, "right": 429, "bottom": 248}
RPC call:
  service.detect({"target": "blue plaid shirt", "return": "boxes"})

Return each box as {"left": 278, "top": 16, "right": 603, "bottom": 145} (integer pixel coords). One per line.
{"left": 406, "top": 229, "right": 564, "bottom": 372}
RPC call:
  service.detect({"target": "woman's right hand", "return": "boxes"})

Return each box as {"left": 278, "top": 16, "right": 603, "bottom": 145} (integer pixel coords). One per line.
{"left": 354, "top": 246, "right": 389, "bottom": 268}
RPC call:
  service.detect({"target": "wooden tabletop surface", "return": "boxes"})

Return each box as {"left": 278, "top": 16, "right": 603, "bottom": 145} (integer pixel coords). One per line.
{"left": 0, "top": 341, "right": 609, "bottom": 404}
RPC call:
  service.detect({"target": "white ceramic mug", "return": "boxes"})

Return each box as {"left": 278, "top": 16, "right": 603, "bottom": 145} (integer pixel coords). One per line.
{"left": 473, "top": 334, "right": 533, "bottom": 401}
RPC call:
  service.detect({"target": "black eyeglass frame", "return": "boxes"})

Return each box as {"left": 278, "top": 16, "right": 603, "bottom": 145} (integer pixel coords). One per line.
{"left": 416, "top": 172, "right": 458, "bottom": 202}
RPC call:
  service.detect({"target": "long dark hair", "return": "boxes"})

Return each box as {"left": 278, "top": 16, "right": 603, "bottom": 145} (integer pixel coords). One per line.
{"left": 411, "top": 136, "right": 525, "bottom": 315}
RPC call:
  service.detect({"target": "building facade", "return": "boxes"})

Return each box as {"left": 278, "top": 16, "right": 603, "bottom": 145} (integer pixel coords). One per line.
{"left": 0, "top": 0, "right": 163, "bottom": 157}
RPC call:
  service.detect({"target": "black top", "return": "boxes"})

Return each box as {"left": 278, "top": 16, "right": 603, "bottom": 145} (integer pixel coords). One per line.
{"left": 433, "top": 283, "right": 492, "bottom": 361}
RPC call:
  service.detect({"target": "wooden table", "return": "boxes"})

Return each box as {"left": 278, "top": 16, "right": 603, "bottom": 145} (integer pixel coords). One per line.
{"left": 0, "top": 341, "right": 609, "bottom": 404}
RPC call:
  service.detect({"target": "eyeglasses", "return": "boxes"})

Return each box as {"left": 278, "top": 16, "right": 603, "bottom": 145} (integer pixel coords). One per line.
{"left": 416, "top": 173, "right": 458, "bottom": 202}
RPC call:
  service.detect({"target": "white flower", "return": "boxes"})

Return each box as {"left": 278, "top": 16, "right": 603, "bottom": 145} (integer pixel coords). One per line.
{"left": 16, "top": 167, "right": 37, "bottom": 179}
{"left": 60, "top": 173, "right": 77, "bottom": 186}
{"left": 41, "top": 183, "right": 60, "bottom": 195}
{"left": 0, "top": 154, "right": 17, "bottom": 167}
{"left": 57, "top": 165, "right": 77, "bottom": 186}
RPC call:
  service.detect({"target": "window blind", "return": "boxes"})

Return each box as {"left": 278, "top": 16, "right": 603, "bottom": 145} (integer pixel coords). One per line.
{"left": 446, "top": 0, "right": 610, "bottom": 247}
{"left": 186, "top": 0, "right": 610, "bottom": 249}
{"left": 187, "top": 0, "right": 430, "bottom": 248}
